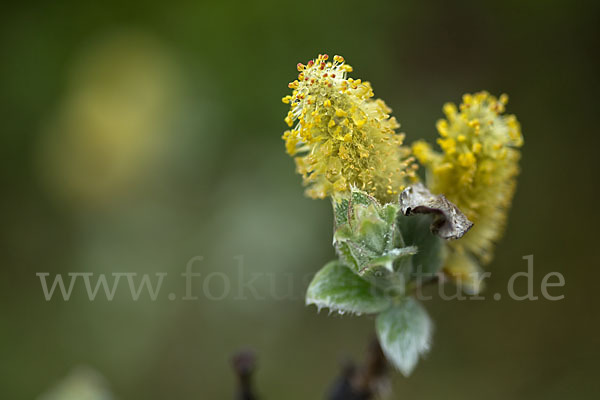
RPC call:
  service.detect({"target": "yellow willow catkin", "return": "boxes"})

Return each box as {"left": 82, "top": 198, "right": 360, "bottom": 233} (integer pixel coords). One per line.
{"left": 413, "top": 92, "right": 523, "bottom": 289}
{"left": 282, "top": 54, "right": 416, "bottom": 203}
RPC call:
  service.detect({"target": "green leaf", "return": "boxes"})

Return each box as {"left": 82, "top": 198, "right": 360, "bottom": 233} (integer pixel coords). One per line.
{"left": 335, "top": 241, "right": 360, "bottom": 272}
{"left": 332, "top": 190, "right": 379, "bottom": 228}
{"left": 351, "top": 190, "right": 377, "bottom": 207}
{"left": 376, "top": 298, "right": 432, "bottom": 376}
{"left": 357, "top": 247, "right": 418, "bottom": 297}
{"left": 357, "top": 217, "right": 387, "bottom": 253}
{"left": 333, "top": 197, "right": 350, "bottom": 227}
{"left": 333, "top": 192, "right": 401, "bottom": 273}
{"left": 362, "top": 246, "right": 418, "bottom": 274}
{"left": 397, "top": 214, "right": 444, "bottom": 277}
{"left": 306, "top": 261, "right": 391, "bottom": 315}
{"left": 380, "top": 203, "right": 398, "bottom": 226}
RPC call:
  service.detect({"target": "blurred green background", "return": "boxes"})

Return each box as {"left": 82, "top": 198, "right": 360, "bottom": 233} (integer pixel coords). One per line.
{"left": 1, "top": 0, "right": 599, "bottom": 398}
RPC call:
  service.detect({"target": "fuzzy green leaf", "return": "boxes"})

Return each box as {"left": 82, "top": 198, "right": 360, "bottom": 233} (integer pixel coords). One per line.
{"left": 333, "top": 192, "right": 401, "bottom": 274}
{"left": 351, "top": 190, "right": 377, "bottom": 207}
{"left": 333, "top": 197, "right": 350, "bottom": 227}
{"left": 362, "top": 246, "right": 418, "bottom": 274}
{"left": 306, "top": 261, "right": 391, "bottom": 315}
{"left": 376, "top": 298, "right": 432, "bottom": 376}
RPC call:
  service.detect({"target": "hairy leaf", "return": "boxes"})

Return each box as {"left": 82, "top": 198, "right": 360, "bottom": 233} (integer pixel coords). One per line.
{"left": 376, "top": 298, "right": 432, "bottom": 376}
{"left": 306, "top": 261, "right": 391, "bottom": 315}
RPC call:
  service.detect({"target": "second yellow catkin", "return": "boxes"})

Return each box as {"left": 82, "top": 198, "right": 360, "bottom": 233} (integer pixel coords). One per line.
{"left": 413, "top": 91, "right": 523, "bottom": 290}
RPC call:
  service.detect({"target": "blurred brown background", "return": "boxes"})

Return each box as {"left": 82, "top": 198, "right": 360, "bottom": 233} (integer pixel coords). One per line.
{"left": 1, "top": 0, "right": 599, "bottom": 398}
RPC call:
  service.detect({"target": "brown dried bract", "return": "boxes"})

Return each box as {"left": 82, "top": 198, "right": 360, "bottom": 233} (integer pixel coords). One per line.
{"left": 399, "top": 183, "right": 473, "bottom": 240}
